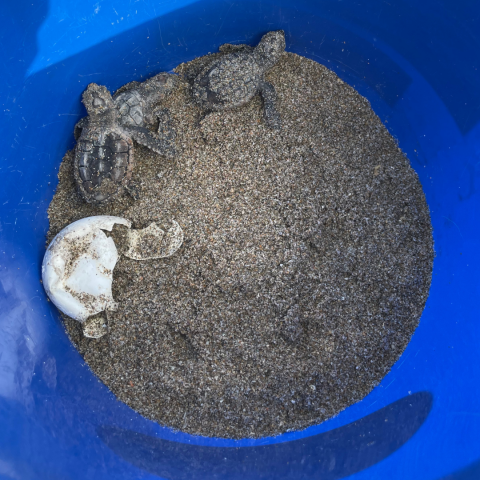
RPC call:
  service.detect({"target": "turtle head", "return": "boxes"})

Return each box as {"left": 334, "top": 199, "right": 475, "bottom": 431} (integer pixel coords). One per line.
{"left": 254, "top": 30, "right": 285, "bottom": 71}
{"left": 82, "top": 83, "right": 114, "bottom": 116}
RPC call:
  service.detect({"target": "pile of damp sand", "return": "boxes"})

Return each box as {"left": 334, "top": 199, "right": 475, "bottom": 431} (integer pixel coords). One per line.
{"left": 47, "top": 51, "right": 433, "bottom": 438}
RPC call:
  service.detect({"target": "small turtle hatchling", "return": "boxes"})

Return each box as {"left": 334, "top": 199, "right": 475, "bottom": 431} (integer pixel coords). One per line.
{"left": 74, "top": 73, "right": 178, "bottom": 204}
{"left": 190, "top": 30, "right": 285, "bottom": 129}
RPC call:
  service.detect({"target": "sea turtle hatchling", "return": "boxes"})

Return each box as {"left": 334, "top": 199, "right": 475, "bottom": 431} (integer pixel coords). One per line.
{"left": 190, "top": 30, "right": 285, "bottom": 129}
{"left": 74, "top": 73, "right": 178, "bottom": 204}
{"left": 113, "top": 73, "right": 177, "bottom": 141}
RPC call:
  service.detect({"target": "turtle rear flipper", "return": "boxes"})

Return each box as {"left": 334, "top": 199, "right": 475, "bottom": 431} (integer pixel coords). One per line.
{"left": 125, "top": 182, "right": 141, "bottom": 200}
{"left": 124, "top": 125, "right": 175, "bottom": 158}
{"left": 259, "top": 80, "right": 281, "bottom": 130}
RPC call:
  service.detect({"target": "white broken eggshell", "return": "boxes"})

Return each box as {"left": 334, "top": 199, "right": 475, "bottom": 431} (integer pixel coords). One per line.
{"left": 42, "top": 216, "right": 131, "bottom": 323}
{"left": 42, "top": 216, "right": 184, "bottom": 329}
{"left": 82, "top": 314, "right": 108, "bottom": 339}
{"left": 125, "top": 220, "right": 184, "bottom": 260}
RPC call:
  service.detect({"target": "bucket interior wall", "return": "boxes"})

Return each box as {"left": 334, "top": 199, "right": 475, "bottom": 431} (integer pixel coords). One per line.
{"left": 1, "top": 0, "right": 479, "bottom": 479}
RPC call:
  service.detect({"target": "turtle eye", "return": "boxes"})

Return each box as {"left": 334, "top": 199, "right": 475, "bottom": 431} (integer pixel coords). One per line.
{"left": 93, "top": 97, "right": 106, "bottom": 108}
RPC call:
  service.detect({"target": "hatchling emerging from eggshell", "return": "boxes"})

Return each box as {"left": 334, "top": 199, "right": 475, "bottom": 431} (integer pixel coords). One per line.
{"left": 190, "top": 30, "right": 285, "bottom": 129}
{"left": 74, "top": 73, "right": 178, "bottom": 204}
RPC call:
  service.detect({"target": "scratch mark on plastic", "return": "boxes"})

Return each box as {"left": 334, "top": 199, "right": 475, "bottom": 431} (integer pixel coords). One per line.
{"left": 442, "top": 216, "right": 463, "bottom": 238}
{"left": 384, "top": 378, "right": 396, "bottom": 390}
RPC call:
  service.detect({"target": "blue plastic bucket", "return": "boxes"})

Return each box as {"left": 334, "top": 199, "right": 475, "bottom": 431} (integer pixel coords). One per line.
{"left": 1, "top": 1, "right": 479, "bottom": 478}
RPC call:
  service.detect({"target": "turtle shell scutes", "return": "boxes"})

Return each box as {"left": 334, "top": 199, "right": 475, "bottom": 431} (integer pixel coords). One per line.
{"left": 115, "top": 90, "right": 146, "bottom": 127}
{"left": 193, "top": 53, "right": 263, "bottom": 110}
{"left": 74, "top": 130, "right": 134, "bottom": 204}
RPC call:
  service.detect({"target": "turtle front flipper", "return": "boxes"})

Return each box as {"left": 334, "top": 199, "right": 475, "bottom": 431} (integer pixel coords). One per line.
{"left": 123, "top": 125, "right": 175, "bottom": 158}
{"left": 218, "top": 43, "right": 254, "bottom": 54}
{"left": 141, "top": 73, "right": 179, "bottom": 96}
{"left": 175, "top": 54, "right": 218, "bottom": 85}
{"left": 74, "top": 117, "right": 88, "bottom": 141}
{"left": 259, "top": 80, "right": 282, "bottom": 130}
{"left": 154, "top": 108, "right": 176, "bottom": 143}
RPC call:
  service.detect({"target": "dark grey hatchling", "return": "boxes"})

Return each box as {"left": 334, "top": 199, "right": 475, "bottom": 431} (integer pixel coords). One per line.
{"left": 189, "top": 30, "right": 285, "bottom": 129}
{"left": 74, "top": 73, "right": 178, "bottom": 204}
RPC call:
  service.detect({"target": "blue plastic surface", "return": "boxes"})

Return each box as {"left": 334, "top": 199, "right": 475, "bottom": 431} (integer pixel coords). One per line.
{"left": 1, "top": 1, "right": 479, "bottom": 478}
